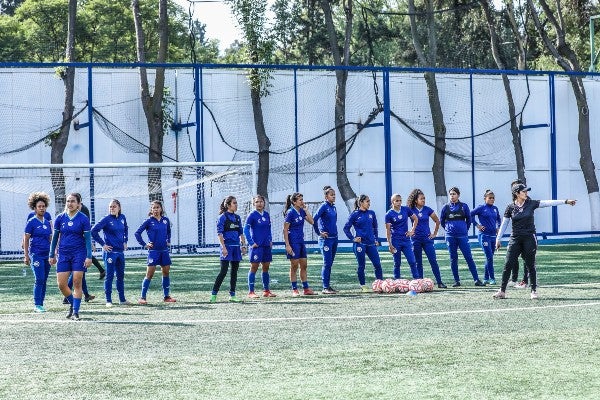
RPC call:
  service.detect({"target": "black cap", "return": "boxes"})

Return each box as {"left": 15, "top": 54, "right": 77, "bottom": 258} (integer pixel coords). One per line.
{"left": 511, "top": 183, "right": 531, "bottom": 194}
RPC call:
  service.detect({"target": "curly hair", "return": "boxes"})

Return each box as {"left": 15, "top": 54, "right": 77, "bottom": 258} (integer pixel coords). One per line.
{"left": 27, "top": 192, "right": 50, "bottom": 210}
{"left": 406, "top": 189, "right": 424, "bottom": 209}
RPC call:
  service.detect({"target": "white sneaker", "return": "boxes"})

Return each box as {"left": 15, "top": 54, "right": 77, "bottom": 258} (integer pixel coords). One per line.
{"left": 507, "top": 281, "right": 517, "bottom": 287}
{"left": 530, "top": 291, "right": 539, "bottom": 300}
{"left": 515, "top": 281, "right": 528, "bottom": 289}
{"left": 105, "top": 302, "right": 113, "bottom": 308}
{"left": 493, "top": 291, "right": 507, "bottom": 299}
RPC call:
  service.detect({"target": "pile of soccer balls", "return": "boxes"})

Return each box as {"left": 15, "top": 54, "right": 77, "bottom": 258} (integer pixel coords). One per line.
{"left": 372, "top": 278, "right": 434, "bottom": 294}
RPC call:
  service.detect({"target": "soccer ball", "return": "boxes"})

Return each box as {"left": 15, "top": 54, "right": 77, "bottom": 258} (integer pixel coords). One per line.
{"left": 394, "top": 279, "right": 410, "bottom": 293}
{"left": 371, "top": 279, "right": 383, "bottom": 293}
{"left": 421, "top": 278, "right": 434, "bottom": 292}
{"left": 409, "top": 279, "right": 424, "bottom": 293}
{"left": 381, "top": 278, "right": 396, "bottom": 293}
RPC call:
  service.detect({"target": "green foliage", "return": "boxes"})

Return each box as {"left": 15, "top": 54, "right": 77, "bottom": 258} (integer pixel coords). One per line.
{"left": 0, "top": 14, "right": 25, "bottom": 60}
{"left": 161, "top": 86, "right": 175, "bottom": 134}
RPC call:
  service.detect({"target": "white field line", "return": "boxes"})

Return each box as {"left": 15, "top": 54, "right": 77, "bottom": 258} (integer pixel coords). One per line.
{"left": 1, "top": 301, "right": 600, "bottom": 325}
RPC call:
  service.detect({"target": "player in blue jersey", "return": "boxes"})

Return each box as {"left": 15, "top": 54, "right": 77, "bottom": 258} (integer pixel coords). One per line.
{"left": 385, "top": 193, "right": 419, "bottom": 279}
{"left": 48, "top": 193, "right": 93, "bottom": 320}
{"left": 80, "top": 203, "right": 106, "bottom": 280}
{"left": 407, "top": 189, "right": 446, "bottom": 288}
{"left": 210, "top": 196, "right": 247, "bottom": 303}
{"left": 283, "top": 192, "right": 317, "bottom": 296}
{"left": 471, "top": 189, "right": 501, "bottom": 285}
{"left": 439, "top": 187, "right": 485, "bottom": 287}
{"left": 91, "top": 199, "right": 130, "bottom": 307}
{"left": 243, "top": 195, "right": 276, "bottom": 298}
{"left": 23, "top": 192, "right": 52, "bottom": 313}
{"left": 344, "top": 194, "right": 384, "bottom": 292}
{"left": 312, "top": 186, "right": 339, "bottom": 294}
{"left": 135, "top": 200, "right": 176, "bottom": 304}
{"left": 493, "top": 183, "right": 576, "bottom": 300}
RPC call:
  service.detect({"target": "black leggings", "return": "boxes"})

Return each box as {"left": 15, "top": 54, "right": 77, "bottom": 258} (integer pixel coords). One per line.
{"left": 501, "top": 234, "right": 537, "bottom": 291}
{"left": 212, "top": 260, "right": 240, "bottom": 295}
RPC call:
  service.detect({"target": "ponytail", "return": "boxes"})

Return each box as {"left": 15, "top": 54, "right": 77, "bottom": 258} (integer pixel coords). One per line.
{"left": 220, "top": 196, "right": 236, "bottom": 214}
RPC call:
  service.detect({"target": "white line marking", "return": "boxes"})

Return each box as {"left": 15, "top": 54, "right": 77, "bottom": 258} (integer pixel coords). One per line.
{"left": 1, "top": 301, "right": 599, "bottom": 324}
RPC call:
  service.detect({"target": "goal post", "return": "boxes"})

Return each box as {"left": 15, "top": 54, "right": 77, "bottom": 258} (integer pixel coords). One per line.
{"left": 0, "top": 161, "right": 256, "bottom": 259}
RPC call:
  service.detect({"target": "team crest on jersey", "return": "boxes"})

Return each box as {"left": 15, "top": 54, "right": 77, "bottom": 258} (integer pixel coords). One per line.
{"left": 369, "top": 214, "right": 373, "bottom": 219}
{"left": 68, "top": 221, "right": 73, "bottom": 226}
{"left": 33, "top": 261, "right": 39, "bottom": 267}
{"left": 162, "top": 220, "right": 167, "bottom": 224}
{"left": 253, "top": 254, "right": 258, "bottom": 260}
{"left": 148, "top": 258, "right": 154, "bottom": 264}
{"left": 43, "top": 225, "right": 47, "bottom": 229}
{"left": 356, "top": 246, "right": 363, "bottom": 252}
{"left": 483, "top": 242, "right": 488, "bottom": 247}
{"left": 323, "top": 246, "right": 330, "bottom": 252}
{"left": 262, "top": 217, "right": 266, "bottom": 221}
{"left": 107, "top": 258, "right": 113, "bottom": 263}
{"left": 418, "top": 213, "right": 423, "bottom": 217}
{"left": 399, "top": 215, "right": 403, "bottom": 219}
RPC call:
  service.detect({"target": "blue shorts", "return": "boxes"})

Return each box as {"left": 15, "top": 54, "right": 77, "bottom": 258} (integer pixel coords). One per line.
{"left": 286, "top": 243, "right": 307, "bottom": 260}
{"left": 56, "top": 252, "right": 87, "bottom": 273}
{"left": 249, "top": 246, "right": 272, "bottom": 263}
{"left": 147, "top": 250, "right": 171, "bottom": 266}
{"left": 221, "top": 245, "right": 242, "bottom": 262}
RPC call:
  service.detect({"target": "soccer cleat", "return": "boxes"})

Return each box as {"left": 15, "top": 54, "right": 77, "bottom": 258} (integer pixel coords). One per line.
{"left": 229, "top": 296, "right": 242, "bottom": 303}
{"left": 66, "top": 305, "right": 74, "bottom": 319}
{"left": 247, "top": 291, "right": 260, "bottom": 299}
{"left": 360, "top": 285, "right": 370, "bottom": 293}
{"left": 163, "top": 296, "right": 176, "bottom": 303}
{"left": 262, "top": 290, "right": 277, "bottom": 298}
{"left": 507, "top": 281, "right": 517, "bottom": 287}
{"left": 488, "top": 279, "right": 497, "bottom": 285}
{"left": 530, "top": 290, "right": 539, "bottom": 300}
{"left": 99, "top": 270, "right": 106, "bottom": 280}
{"left": 34, "top": 305, "right": 46, "bottom": 313}
{"left": 452, "top": 281, "right": 461, "bottom": 287}
{"left": 483, "top": 279, "right": 490, "bottom": 285}
{"left": 119, "top": 300, "right": 132, "bottom": 306}
{"left": 105, "top": 302, "right": 113, "bottom": 308}
{"left": 62, "top": 297, "right": 69, "bottom": 305}
{"left": 303, "top": 288, "right": 317, "bottom": 295}
{"left": 493, "top": 291, "right": 507, "bottom": 299}
{"left": 437, "top": 282, "right": 448, "bottom": 289}
{"left": 209, "top": 294, "right": 217, "bottom": 303}
{"left": 515, "top": 281, "right": 528, "bottom": 289}
{"left": 321, "top": 287, "right": 337, "bottom": 294}
{"left": 474, "top": 280, "right": 485, "bottom": 287}
{"left": 84, "top": 294, "right": 96, "bottom": 302}
{"left": 138, "top": 298, "right": 148, "bottom": 305}
{"left": 71, "top": 313, "right": 81, "bottom": 321}
{"left": 291, "top": 289, "right": 301, "bottom": 297}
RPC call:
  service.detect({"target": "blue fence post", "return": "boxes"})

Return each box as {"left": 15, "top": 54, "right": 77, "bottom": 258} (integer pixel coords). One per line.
{"left": 470, "top": 73, "right": 476, "bottom": 234}
{"left": 383, "top": 69, "right": 392, "bottom": 203}
{"left": 294, "top": 68, "right": 299, "bottom": 192}
{"left": 195, "top": 66, "right": 205, "bottom": 246}
{"left": 549, "top": 73, "right": 558, "bottom": 233}
{"left": 87, "top": 65, "right": 95, "bottom": 224}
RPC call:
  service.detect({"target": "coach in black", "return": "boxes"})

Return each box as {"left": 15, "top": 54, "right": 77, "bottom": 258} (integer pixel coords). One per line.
{"left": 493, "top": 183, "right": 576, "bottom": 300}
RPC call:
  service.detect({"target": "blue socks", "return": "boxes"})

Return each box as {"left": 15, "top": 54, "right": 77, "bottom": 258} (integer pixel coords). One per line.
{"left": 162, "top": 276, "right": 170, "bottom": 298}
{"left": 262, "top": 271, "right": 269, "bottom": 291}
{"left": 141, "top": 278, "right": 151, "bottom": 299}
{"left": 248, "top": 271, "right": 256, "bottom": 292}
{"left": 302, "top": 281, "right": 309, "bottom": 289}
{"left": 291, "top": 281, "right": 298, "bottom": 290}
{"left": 73, "top": 297, "right": 81, "bottom": 313}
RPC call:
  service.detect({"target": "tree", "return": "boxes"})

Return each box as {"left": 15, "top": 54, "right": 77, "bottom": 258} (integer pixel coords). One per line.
{"left": 132, "top": 0, "right": 168, "bottom": 202}
{"left": 320, "top": 0, "right": 358, "bottom": 212}
{"left": 527, "top": 0, "right": 600, "bottom": 229}
{"left": 0, "top": 14, "right": 25, "bottom": 60}
{"left": 407, "top": 0, "right": 448, "bottom": 212}
{"left": 225, "top": 0, "right": 273, "bottom": 204}
{"left": 50, "top": 0, "right": 76, "bottom": 212}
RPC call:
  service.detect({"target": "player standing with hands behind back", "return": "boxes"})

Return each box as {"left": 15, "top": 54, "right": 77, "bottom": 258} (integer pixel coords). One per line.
{"left": 312, "top": 186, "right": 339, "bottom": 294}
{"left": 493, "top": 183, "right": 576, "bottom": 300}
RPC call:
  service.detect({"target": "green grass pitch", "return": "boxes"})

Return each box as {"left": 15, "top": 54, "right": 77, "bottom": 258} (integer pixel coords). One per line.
{"left": 1, "top": 243, "right": 599, "bottom": 399}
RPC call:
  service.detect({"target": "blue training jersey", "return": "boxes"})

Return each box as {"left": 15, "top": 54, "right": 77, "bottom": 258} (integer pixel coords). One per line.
{"left": 440, "top": 202, "right": 472, "bottom": 237}
{"left": 470, "top": 203, "right": 501, "bottom": 235}
{"left": 313, "top": 201, "right": 338, "bottom": 238}
{"left": 25, "top": 216, "right": 52, "bottom": 255}
{"left": 344, "top": 209, "right": 379, "bottom": 245}
{"left": 91, "top": 214, "right": 128, "bottom": 252}
{"left": 135, "top": 216, "right": 171, "bottom": 251}
{"left": 53, "top": 211, "right": 91, "bottom": 255}
{"left": 217, "top": 212, "right": 243, "bottom": 246}
{"left": 284, "top": 207, "right": 307, "bottom": 244}
{"left": 385, "top": 206, "right": 414, "bottom": 239}
{"left": 244, "top": 210, "right": 272, "bottom": 247}
{"left": 411, "top": 206, "right": 435, "bottom": 239}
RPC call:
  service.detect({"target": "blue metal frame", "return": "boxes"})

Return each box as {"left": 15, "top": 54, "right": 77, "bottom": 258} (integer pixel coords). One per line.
{"left": 470, "top": 74, "right": 476, "bottom": 230}
{"left": 87, "top": 65, "right": 96, "bottom": 224}
{"left": 383, "top": 71, "right": 392, "bottom": 203}
{"left": 549, "top": 74, "right": 559, "bottom": 233}
{"left": 294, "top": 68, "right": 299, "bottom": 192}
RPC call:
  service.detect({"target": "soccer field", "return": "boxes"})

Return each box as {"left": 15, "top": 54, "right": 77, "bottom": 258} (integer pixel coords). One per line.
{"left": 1, "top": 243, "right": 599, "bottom": 400}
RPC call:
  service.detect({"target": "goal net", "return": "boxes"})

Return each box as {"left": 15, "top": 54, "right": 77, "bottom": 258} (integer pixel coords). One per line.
{"left": 0, "top": 162, "right": 256, "bottom": 260}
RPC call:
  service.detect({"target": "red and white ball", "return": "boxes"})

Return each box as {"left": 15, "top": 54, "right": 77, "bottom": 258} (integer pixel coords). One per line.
{"left": 408, "top": 279, "right": 424, "bottom": 293}
{"left": 381, "top": 278, "right": 396, "bottom": 293}
{"left": 421, "top": 278, "right": 434, "bottom": 292}
{"left": 371, "top": 279, "right": 383, "bottom": 293}
{"left": 394, "top": 279, "right": 411, "bottom": 293}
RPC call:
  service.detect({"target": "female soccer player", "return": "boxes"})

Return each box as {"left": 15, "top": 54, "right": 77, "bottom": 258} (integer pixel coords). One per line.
{"left": 23, "top": 192, "right": 52, "bottom": 313}
{"left": 439, "top": 187, "right": 485, "bottom": 287}
{"left": 283, "top": 192, "right": 317, "bottom": 296}
{"left": 493, "top": 183, "right": 576, "bottom": 300}
{"left": 471, "top": 189, "right": 501, "bottom": 285}
{"left": 385, "top": 193, "right": 418, "bottom": 279}
{"left": 312, "top": 186, "right": 339, "bottom": 294}
{"left": 48, "top": 193, "right": 93, "bottom": 320}
{"left": 243, "top": 195, "right": 276, "bottom": 298}
{"left": 91, "top": 199, "right": 130, "bottom": 307}
{"left": 407, "top": 189, "right": 446, "bottom": 288}
{"left": 210, "top": 196, "right": 247, "bottom": 303}
{"left": 135, "top": 200, "right": 176, "bottom": 304}
{"left": 80, "top": 202, "right": 106, "bottom": 280}
{"left": 343, "top": 194, "right": 383, "bottom": 291}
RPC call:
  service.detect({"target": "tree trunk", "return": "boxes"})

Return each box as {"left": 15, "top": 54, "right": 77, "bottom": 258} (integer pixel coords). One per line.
{"left": 51, "top": 0, "right": 77, "bottom": 213}
{"left": 250, "top": 75, "right": 270, "bottom": 204}
{"left": 132, "top": 0, "right": 167, "bottom": 202}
